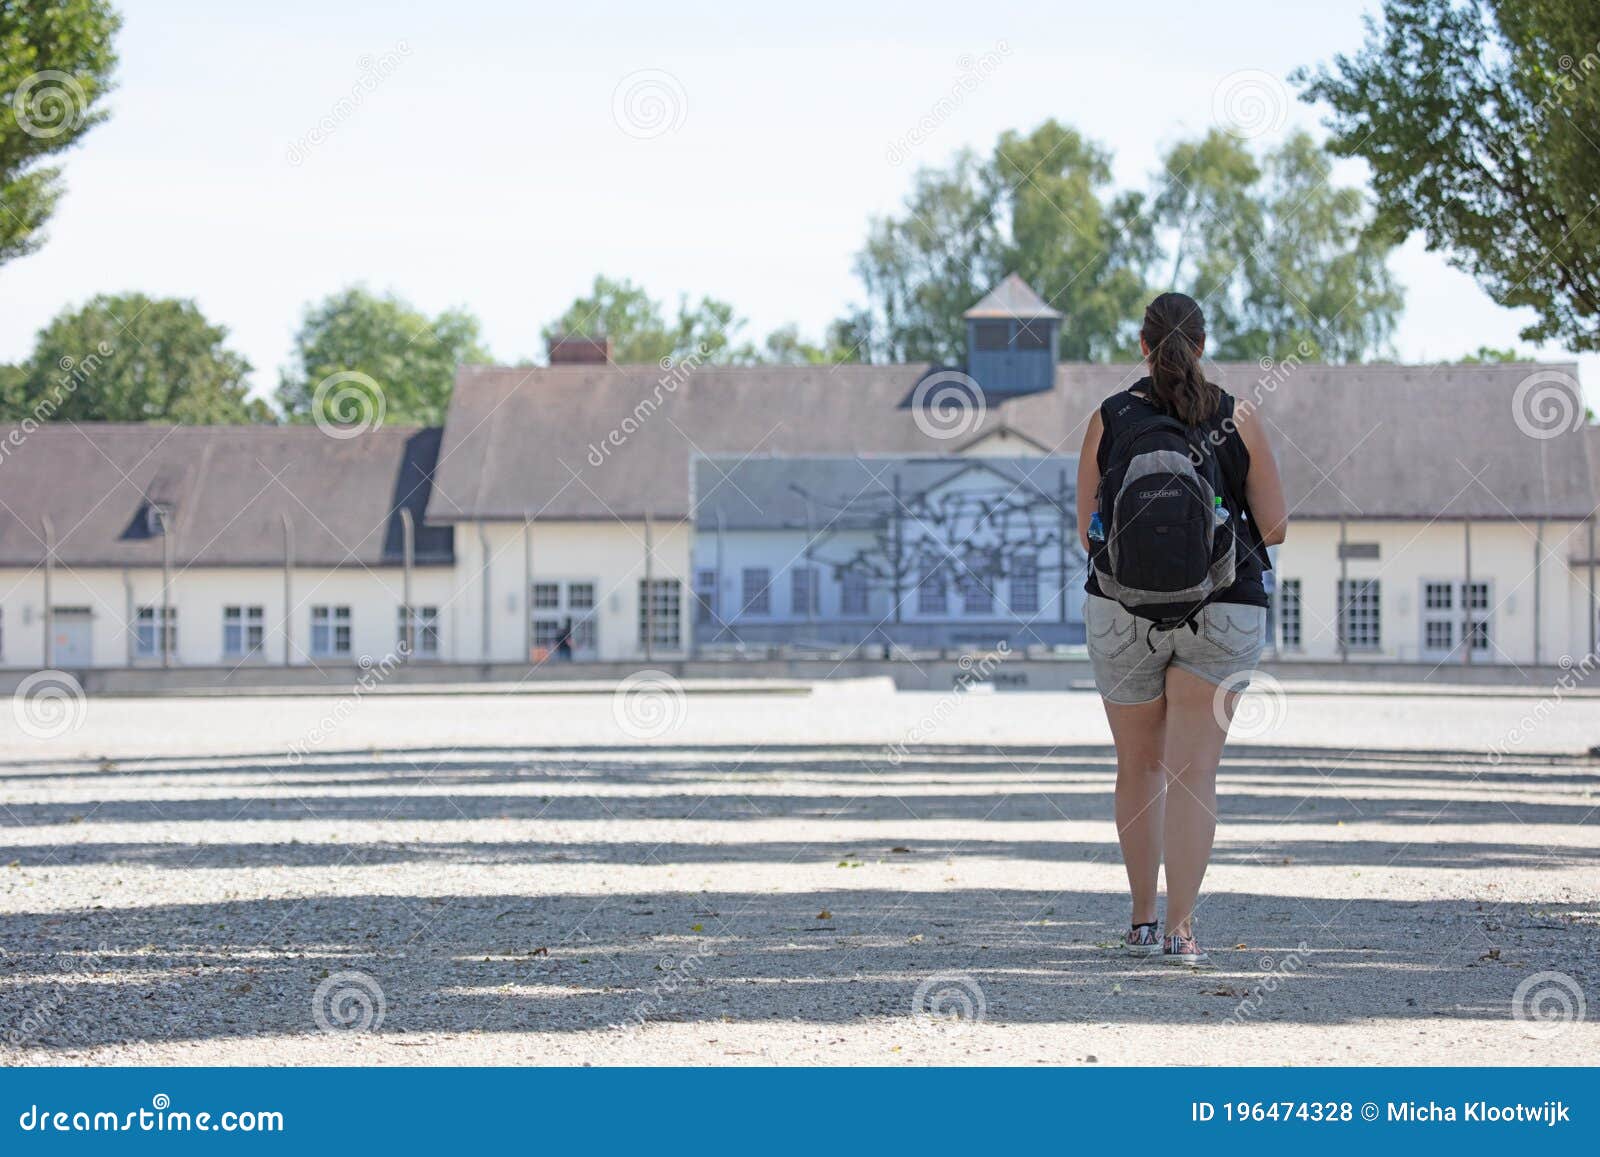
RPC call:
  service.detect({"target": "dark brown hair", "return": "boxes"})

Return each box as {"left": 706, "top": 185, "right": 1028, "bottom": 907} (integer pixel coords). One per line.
{"left": 1141, "top": 292, "right": 1220, "bottom": 426}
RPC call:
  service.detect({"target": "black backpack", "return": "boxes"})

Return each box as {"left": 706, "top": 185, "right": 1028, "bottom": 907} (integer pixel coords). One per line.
{"left": 1091, "top": 405, "right": 1237, "bottom": 629}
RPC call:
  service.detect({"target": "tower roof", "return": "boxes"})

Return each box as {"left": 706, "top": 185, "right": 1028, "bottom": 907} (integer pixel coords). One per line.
{"left": 963, "top": 274, "right": 1064, "bottom": 320}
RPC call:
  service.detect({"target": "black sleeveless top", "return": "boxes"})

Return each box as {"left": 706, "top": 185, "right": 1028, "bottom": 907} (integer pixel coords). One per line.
{"left": 1083, "top": 380, "right": 1269, "bottom": 608}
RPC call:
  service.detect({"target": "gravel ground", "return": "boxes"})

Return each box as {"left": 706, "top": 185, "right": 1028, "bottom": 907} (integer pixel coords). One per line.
{"left": 1, "top": 682, "right": 1596, "bottom": 1065}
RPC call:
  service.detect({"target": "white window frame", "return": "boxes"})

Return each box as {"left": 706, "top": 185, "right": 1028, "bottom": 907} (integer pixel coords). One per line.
{"left": 1337, "top": 578, "right": 1381, "bottom": 653}
{"left": 1419, "top": 578, "right": 1492, "bottom": 660}
{"left": 1276, "top": 578, "right": 1302, "bottom": 651}
{"left": 310, "top": 605, "right": 352, "bottom": 658}
{"left": 222, "top": 605, "right": 265, "bottom": 659}
{"left": 531, "top": 579, "right": 599, "bottom": 659}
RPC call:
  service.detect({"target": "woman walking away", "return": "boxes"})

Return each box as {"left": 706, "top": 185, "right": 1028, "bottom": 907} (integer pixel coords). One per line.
{"left": 1077, "top": 293, "right": 1288, "bottom": 966}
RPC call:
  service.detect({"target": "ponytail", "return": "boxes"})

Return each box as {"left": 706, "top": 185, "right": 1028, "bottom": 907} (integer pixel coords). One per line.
{"left": 1141, "top": 292, "right": 1220, "bottom": 426}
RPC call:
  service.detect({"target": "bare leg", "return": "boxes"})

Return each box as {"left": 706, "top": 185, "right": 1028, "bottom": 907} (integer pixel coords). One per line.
{"left": 1102, "top": 694, "right": 1167, "bottom": 926}
{"left": 1160, "top": 666, "right": 1236, "bottom": 939}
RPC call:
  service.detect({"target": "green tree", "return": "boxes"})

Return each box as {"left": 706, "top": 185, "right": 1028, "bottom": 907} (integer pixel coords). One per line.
{"left": 2, "top": 293, "right": 268, "bottom": 423}
{"left": 1155, "top": 131, "right": 1402, "bottom": 362}
{"left": 1458, "top": 345, "right": 1523, "bottom": 363}
{"left": 846, "top": 150, "right": 1005, "bottom": 363}
{"left": 0, "top": 0, "right": 120, "bottom": 267}
{"left": 277, "top": 287, "right": 490, "bottom": 427}
{"left": 1298, "top": 0, "right": 1600, "bottom": 351}
{"left": 991, "top": 122, "right": 1158, "bottom": 361}
{"left": 542, "top": 275, "right": 755, "bottom": 364}
{"left": 762, "top": 323, "right": 861, "bottom": 365}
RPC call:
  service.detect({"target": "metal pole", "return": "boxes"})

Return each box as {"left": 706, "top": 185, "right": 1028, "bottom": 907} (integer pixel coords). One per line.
{"left": 892, "top": 473, "right": 903, "bottom": 625}
{"left": 1058, "top": 468, "right": 1069, "bottom": 625}
{"left": 1463, "top": 517, "right": 1472, "bottom": 667}
{"left": 715, "top": 507, "right": 726, "bottom": 641}
{"left": 644, "top": 511, "right": 655, "bottom": 661}
{"left": 804, "top": 500, "right": 815, "bottom": 625}
{"left": 400, "top": 508, "right": 415, "bottom": 655}
{"left": 1589, "top": 517, "right": 1596, "bottom": 658}
{"left": 41, "top": 516, "right": 54, "bottom": 668}
{"left": 479, "top": 523, "right": 492, "bottom": 663}
{"left": 160, "top": 507, "right": 172, "bottom": 669}
{"left": 281, "top": 514, "right": 294, "bottom": 666}
{"left": 1532, "top": 518, "right": 1543, "bottom": 667}
{"left": 1337, "top": 515, "right": 1348, "bottom": 663}
{"left": 522, "top": 515, "right": 533, "bottom": 664}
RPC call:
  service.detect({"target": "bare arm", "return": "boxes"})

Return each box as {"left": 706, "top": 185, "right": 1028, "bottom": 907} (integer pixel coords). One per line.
{"left": 1237, "top": 406, "right": 1288, "bottom": 547}
{"left": 1076, "top": 410, "right": 1103, "bottom": 554}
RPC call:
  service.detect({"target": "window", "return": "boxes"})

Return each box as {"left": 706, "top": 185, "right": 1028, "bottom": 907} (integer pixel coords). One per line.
{"left": 223, "top": 605, "right": 264, "bottom": 657}
{"left": 960, "top": 569, "right": 992, "bottom": 616}
{"left": 639, "top": 578, "right": 682, "bottom": 648}
{"left": 840, "top": 570, "right": 870, "bottom": 617}
{"left": 1421, "top": 580, "right": 1491, "bottom": 658}
{"left": 790, "top": 566, "right": 818, "bottom": 616}
{"left": 397, "top": 605, "right": 439, "bottom": 657}
{"left": 1010, "top": 554, "right": 1039, "bottom": 615}
{"left": 311, "top": 605, "right": 352, "bottom": 657}
{"left": 1337, "top": 579, "right": 1380, "bottom": 652}
{"left": 1014, "top": 319, "right": 1052, "bottom": 351}
{"left": 694, "top": 568, "right": 718, "bottom": 625}
{"left": 135, "top": 606, "right": 177, "bottom": 658}
{"left": 741, "top": 567, "right": 771, "bottom": 616}
{"left": 917, "top": 564, "right": 946, "bottom": 615}
{"left": 973, "top": 320, "right": 1010, "bottom": 351}
{"left": 531, "top": 581, "right": 597, "bottom": 659}
{"left": 1277, "top": 579, "right": 1302, "bottom": 649}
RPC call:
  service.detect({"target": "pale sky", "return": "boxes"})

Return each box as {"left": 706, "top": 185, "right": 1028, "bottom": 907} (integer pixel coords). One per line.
{"left": 3, "top": 0, "right": 1593, "bottom": 406}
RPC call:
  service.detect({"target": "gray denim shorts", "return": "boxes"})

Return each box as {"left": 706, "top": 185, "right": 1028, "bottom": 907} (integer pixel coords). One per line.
{"left": 1084, "top": 594, "right": 1267, "bottom": 705}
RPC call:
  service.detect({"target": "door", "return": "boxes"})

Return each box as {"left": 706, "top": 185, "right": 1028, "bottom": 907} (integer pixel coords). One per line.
{"left": 51, "top": 607, "right": 93, "bottom": 667}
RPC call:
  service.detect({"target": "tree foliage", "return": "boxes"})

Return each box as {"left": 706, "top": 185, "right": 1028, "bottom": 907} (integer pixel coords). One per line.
{"left": 277, "top": 287, "right": 490, "bottom": 427}
{"left": 1298, "top": 0, "right": 1600, "bottom": 351}
{"left": 0, "top": 0, "right": 121, "bottom": 267}
{"left": 1, "top": 293, "right": 268, "bottom": 423}
{"left": 1156, "top": 130, "right": 1403, "bottom": 362}
{"left": 840, "top": 120, "right": 1399, "bottom": 365}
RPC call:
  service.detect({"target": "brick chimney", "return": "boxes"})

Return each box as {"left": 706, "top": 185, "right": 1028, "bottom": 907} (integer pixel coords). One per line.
{"left": 547, "top": 335, "right": 613, "bottom": 365}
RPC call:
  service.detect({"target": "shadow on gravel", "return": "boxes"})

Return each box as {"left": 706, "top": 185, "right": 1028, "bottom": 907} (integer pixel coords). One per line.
{"left": 1, "top": 745, "right": 1594, "bottom": 1054}
{"left": 1, "top": 889, "right": 1594, "bottom": 1052}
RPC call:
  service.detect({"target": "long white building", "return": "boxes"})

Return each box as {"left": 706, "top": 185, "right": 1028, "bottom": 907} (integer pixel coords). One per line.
{"left": 1, "top": 277, "right": 1596, "bottom": 674}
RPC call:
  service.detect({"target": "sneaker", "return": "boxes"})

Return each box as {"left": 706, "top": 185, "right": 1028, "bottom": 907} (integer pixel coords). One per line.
{"left": 1122, "top": 922, "right": 1161, "bottom": 956}
{"left": 1163, "top": 929, "right": 1210, "bottom": 966}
